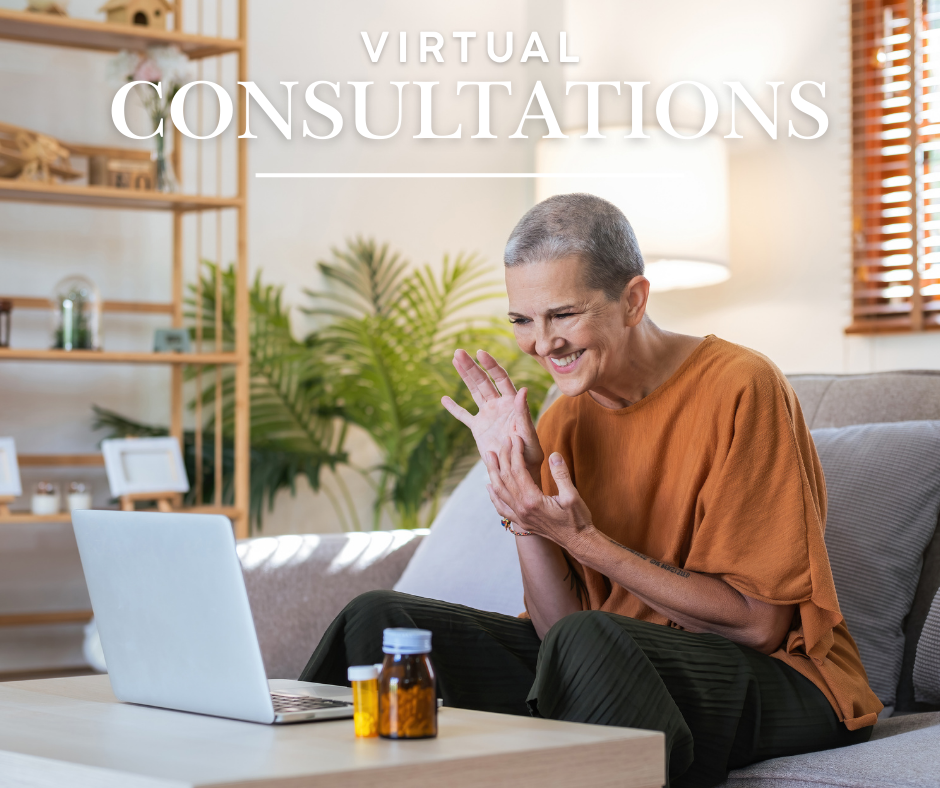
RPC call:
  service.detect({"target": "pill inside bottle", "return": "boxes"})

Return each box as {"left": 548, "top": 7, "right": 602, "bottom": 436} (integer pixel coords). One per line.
{"left": 347, "top": 664, "right": 379, "bottom": 738}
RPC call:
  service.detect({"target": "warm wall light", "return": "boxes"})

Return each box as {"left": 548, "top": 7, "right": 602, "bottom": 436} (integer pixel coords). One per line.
{"left": 535, "top": 127, "right": 730, "bottom": 292}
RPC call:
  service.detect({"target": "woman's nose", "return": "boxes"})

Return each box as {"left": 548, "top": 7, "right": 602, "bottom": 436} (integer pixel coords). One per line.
{"left": 534, "top": 328, "right": 562, "bottom": 358}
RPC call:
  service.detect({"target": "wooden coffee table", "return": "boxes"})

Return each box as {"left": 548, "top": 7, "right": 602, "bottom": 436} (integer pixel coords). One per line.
{"left": 0, "top": 675, "right": 664, "bottom": 787}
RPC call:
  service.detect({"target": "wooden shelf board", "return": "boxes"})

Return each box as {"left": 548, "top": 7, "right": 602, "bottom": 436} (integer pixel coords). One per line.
{"left": 0, "top": 513, "right": 73, "bottom": 524}
{"left": 0, "top": 610, "right": 93, "bottom": 627}
{"left": 0, "top": 179, "right": 242, "bottom": 212}
{"left": 0, "top": 506, "right": 239, "bottom": 524}
{"left": 2, "top": 296, "right": 174, "bottom": 315}
{"left": 0, "top": 349, "right": 239, "bottom": 365}
{"left": 0, "top": 9, "right": 242, "bottom": 59}
{"left": 18, "top": 454, "right": 104, "bottom": 467}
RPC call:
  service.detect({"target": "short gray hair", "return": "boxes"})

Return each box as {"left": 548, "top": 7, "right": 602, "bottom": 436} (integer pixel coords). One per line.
{"left": 503, "top": 193, "right": 644, "bottom": 301}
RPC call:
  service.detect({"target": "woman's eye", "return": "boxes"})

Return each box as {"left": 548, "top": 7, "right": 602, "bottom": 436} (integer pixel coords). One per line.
{"left": 554, "top": 313, "right": 573, "bottom": 320}
{"left": 509, "top": 318, "right": 530, "bottom": 325}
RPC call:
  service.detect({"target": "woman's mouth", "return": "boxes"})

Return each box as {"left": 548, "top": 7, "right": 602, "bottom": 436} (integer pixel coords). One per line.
{"left": 549, "top": 349, "right": 584, "bottom": 372}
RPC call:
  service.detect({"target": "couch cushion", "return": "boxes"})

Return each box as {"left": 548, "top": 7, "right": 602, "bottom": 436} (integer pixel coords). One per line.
{"left": 914, "top": 589, "right": 940, "bottom": 704}
{"left": 896, "top": 515, "right": 940, "bottom": 713}
{"left": 722, "top": 714, "right": 940, "bottom": 788}
{"left": 393, "top": 461, "right": 525, "bottom": 616}
{"left": 789, "top": 372, "right": 940, "bottom": 429}
{"left": 812, "top": 421, "right": 940, "bottom": 709}
{"left": 238, "top": 532, "right": 424, "bottom": 679}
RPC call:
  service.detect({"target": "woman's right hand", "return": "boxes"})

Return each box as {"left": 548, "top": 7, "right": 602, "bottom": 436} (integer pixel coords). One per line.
{"left": 442, "top": 349, "right": 545, "bottom": 483}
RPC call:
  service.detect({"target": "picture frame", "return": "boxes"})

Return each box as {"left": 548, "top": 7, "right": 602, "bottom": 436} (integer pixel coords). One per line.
{"left": 0, "top": 437, "right": 23, "bottom": 497}
{"left": 102, "top": 437, "right": 190, "bottom": 497}
{"left": 153, "top": 327, "right": 192, "bottom": 354}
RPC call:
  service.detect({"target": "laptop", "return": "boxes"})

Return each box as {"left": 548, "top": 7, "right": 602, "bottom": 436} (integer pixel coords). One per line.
{"left": 72, "top": 509, "right": 355, "bottom": 724}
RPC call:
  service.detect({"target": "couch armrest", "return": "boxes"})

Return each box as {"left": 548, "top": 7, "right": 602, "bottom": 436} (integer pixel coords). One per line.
{"left": 237, "top": 530, "right": 426, "bottom": 679}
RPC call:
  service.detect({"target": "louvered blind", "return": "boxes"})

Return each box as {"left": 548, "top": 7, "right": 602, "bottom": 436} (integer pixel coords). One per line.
{"left": 851, "top": 0, "right": 940, "bottom": 332}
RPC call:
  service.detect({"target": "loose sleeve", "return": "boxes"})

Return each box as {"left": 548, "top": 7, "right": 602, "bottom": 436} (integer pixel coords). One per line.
{"left": 685, "top": 366, "right": 842, "bottom": 655}
{"left": 685, "top": 364, "right": 881, "bottom": 728}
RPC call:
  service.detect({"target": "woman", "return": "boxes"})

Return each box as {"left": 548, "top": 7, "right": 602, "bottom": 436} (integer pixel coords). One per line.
{"left": 301, "top": 194, "right": 882, "bottom": 787}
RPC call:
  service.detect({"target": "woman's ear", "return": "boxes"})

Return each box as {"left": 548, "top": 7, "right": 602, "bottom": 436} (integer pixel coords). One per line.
{"left": 620, "top": 275, "right": 651, "bottom": 327}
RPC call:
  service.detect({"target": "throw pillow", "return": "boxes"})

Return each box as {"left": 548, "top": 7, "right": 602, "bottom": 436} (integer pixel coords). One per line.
{"left": 812, "top": 420, "right": 940, "bottom": 708}
{"left": 914, "top": 588, "right": 940, "bottom": 704}
{"left": 393, "top": 460, "right": 525, "bottom": 616}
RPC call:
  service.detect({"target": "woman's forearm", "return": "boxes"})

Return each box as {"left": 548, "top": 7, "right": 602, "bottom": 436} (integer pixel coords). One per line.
{"left": 515, "top": 535, "right": 583, "bottom": 639}
{"left": 568, "top": 529, "right": 794, "bottom": 654}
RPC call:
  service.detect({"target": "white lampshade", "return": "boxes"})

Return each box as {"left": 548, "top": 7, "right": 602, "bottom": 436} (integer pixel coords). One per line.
{"left": 535, "top": 127, "right": 730, "bottom": 292}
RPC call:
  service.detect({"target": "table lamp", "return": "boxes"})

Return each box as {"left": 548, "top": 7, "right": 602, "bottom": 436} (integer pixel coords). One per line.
{"left": 535, "top": 126, "right": 730, "bottom": 292}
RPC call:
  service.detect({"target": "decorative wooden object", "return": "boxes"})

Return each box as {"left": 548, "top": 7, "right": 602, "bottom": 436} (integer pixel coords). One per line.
{"left": 26, "top": 1, "right": 69, "bottom": 15}
{"left": 0, "top": 496, "right": 13, "bottom": 518}
{"left": 99, "top": 0, "right": 173, "bottom": 29}
{"left": 119, "top": 492, "right": 183, "bottom": 513}
{"left": 73, "top": 143, "right": 156, "bottom": 190}
{"left": 0, "top": 121, "right": 81, "bottom": 183}
{"left": 0, "top": 0, "right": 250, "bottom": 643}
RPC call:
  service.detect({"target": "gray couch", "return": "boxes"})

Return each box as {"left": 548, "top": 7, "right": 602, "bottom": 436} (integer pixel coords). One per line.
{"left": 238, "top": 371, "right": 940, "bottom": 788}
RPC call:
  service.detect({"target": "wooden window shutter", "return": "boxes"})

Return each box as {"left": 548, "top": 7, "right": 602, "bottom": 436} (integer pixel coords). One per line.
{"left": 851, "top": 0, "right": 940, "bottom": 333}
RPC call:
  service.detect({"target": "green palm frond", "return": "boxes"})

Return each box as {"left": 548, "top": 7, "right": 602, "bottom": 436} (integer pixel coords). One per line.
{"left": 306, "top": 237, "right": 410, "bottom": 320}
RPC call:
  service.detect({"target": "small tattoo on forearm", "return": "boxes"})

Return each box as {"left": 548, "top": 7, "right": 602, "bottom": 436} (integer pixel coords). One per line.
{"left": 649, "top": 558, "right": 691, "bottom": 578}
{"left": 608, "top": 538, "right": 691, "bottom": 578}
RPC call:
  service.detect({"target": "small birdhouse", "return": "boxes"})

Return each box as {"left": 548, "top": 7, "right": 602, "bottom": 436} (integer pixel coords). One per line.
{"left": 99, "top": 0, "right": 174, "bottom": 30}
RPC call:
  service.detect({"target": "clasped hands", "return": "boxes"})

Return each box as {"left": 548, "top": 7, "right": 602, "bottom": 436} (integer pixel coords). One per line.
{"left": 441, "top": 348, "right": 595, "bottom": 550}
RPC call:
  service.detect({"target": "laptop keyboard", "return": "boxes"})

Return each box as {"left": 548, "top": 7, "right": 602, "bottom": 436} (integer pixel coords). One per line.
{"left": 270, "top": 692, "right": 353, "bottom": 714}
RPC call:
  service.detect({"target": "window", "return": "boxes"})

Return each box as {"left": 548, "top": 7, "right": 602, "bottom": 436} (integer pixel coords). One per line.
{"left": 851, "top": 0, "right": 940, "bottom": 333}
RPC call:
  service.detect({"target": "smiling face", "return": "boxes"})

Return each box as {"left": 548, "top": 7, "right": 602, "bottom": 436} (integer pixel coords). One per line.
{"left": 506, "top": 255, "right": 649, "bottom": 399}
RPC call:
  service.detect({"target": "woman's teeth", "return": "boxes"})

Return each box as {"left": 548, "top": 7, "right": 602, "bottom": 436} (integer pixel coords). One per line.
{"left": 550, "top": 350, "right": 584, "bottom": 368}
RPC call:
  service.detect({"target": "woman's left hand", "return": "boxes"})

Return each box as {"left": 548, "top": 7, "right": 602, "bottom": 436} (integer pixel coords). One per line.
{"left": 484, "top": 434, "right": 594, "bottom": 550}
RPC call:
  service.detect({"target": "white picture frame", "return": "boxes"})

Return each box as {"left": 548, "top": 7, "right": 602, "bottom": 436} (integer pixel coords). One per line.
{"left": 102, "top": 437, "right": 190, "bottom": 497}
{"left": 0, "top": 437, "right": 23, "bottom": 497}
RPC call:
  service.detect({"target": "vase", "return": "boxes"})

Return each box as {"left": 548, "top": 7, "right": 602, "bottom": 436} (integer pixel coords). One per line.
{"left": 151, "top": 132, "right": 178, "bottom": 193}
{"left": 52, "top": 274, "right": 101, "bottom": 351}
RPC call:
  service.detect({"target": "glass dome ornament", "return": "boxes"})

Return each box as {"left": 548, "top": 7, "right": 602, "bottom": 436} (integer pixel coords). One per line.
{"left": 52, "top": 274, "right": 101, "bottom": 351}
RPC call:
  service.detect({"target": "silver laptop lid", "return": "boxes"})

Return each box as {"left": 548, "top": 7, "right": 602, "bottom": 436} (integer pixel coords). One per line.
{"left": 72, "top": 510, "right": 275, "bottom": 724}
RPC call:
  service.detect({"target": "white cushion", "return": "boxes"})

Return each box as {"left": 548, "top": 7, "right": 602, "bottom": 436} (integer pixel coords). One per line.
{"left": 393, "top": 461, "right": 525, "bottom": 617}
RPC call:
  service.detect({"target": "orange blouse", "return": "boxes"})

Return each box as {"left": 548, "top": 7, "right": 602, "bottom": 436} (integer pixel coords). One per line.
{"left": 536, "top": 335, "right": 882, "bottom": 730}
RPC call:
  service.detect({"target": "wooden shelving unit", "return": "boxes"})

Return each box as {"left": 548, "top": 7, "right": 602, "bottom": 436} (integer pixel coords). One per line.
{"left": 0, "top": 2, "right": 250, "bottom": 563}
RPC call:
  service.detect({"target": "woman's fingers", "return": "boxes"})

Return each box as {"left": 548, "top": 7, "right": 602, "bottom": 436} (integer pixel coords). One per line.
{"left": 486, "top": 484, "right": 518, "bottom": 522}
{"left": 509, "top": 434, "right": 529, "bottom": 477}
{"left": 549, "top": 452, "right": 577, "bottom": 503}
{"left": 441, "top": 396, "right": 472, "bottom": 426}
{"left": 482, "top": 449, "right": 506, "bottom": 489}
{"left": 497, "top": 436, "right": 515, "bottom": 488}
{"left": 483, "top": 451, "right": 515, "bottom": 506}
{"left": 453, "top": 349, "right": 500, "bottom": 405}
{"left": 476, "top": 350, "right": 517, "bottom": 397}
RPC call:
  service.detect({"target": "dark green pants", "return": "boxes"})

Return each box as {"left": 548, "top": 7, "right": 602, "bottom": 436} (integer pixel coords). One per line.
{"left": 300, "top": 591, "right": 871, "bottom": 788}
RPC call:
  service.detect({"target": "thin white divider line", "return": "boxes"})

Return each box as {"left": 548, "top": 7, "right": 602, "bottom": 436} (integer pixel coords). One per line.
{"left": 254, "top": 172, "right": 679, "bottom": 179}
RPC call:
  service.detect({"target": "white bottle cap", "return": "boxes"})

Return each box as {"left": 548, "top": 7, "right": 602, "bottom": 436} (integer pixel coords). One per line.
{"left": 347, "top": 665, "right": 379, "bottom": 682}
{"left": 382, "top": 627, "right": 432, "bottom": 655}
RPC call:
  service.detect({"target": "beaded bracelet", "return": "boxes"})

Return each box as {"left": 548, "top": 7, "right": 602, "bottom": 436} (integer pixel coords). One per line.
{"left": 501, "top": 517, "right": 533, "bottom": 537}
